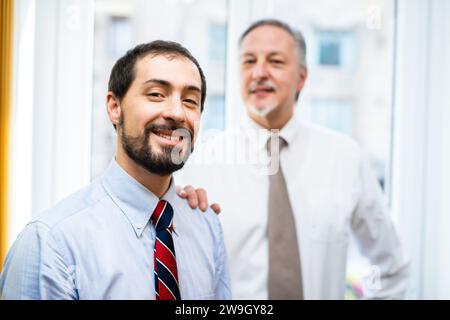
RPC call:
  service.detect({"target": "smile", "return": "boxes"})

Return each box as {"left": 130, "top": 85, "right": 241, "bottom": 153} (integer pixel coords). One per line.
{"left": 249, "top": 86, "right": 275, "bottom": 95}
{"left": 150, "top": 128, "right": 185, "bottom": 146}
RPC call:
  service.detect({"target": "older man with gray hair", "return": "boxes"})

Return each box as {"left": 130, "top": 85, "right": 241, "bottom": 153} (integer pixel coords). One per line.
{"left": 178, "top": 19, "right": 409, "bottom": 299}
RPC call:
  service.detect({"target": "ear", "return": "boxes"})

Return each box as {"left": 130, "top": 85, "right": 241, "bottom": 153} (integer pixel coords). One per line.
{"left": 296, "top": 65, "right": 308, "bottom": 93}
{"left": 106, "top": 92, "right": 122, "bottom": 128}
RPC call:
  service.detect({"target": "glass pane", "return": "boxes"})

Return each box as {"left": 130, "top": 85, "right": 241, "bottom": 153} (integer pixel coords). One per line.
{"left": 91, "top": 0, "right": 228, "bottom": 179}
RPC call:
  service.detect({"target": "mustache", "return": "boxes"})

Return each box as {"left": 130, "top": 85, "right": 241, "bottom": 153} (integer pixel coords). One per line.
{"left": 249, "top": 80, "right": 276, "bottom": 91}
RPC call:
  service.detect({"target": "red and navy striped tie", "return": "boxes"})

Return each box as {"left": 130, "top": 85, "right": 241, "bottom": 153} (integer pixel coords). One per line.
{"left": 151, "top": 200, "right": 181, "bottom": 300}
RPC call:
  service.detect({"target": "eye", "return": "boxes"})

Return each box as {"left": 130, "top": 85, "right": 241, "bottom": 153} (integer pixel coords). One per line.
{"left": 146, "top": 92, "right": 163, "bottom": 97}
{"left": 242, "top": 59, "right": 256, "bottom": 65}
{"left": 270, "top": 59, "right": 284, "bottom": 64}
{"left": 184, "top": 99, "right": 198, "bottom": 106}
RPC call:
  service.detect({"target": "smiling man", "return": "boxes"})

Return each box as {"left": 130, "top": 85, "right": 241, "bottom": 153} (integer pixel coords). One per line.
{"left": 0, "top": 41, "right": 230, "bottom": 300}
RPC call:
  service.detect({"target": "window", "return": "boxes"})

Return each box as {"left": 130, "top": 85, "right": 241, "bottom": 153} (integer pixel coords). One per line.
{"left": 108, "top": 16, "right": 132, "bottom": 59}
{"left": 208, "top": 23, "right": 227, "bottom": 62}
{"left": 316, "top": 30, "right": 357, "bottom": 70}
{"left": 319, "top": 36, "right": 341, "bottom": 66}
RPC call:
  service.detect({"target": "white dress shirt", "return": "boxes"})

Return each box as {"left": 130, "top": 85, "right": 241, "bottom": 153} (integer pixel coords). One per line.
{"left": 177, "top": 112, "right": 409, "bottom": 299}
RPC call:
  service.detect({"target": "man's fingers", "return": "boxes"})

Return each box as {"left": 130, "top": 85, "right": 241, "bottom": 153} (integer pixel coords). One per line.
{"left": 176, "top": 185, "right": 216, "bottom": 213}
{"left": 195, "top": 188, "right": 209, "bottom": 212}
{"left": 184, "top": 185, "right": 199, "bottom": 209}
{"left": 176, "top": 185, "right": 187, "bottom": 198}
{"left": 211, "top": 203, "right": 221, "bottom": 215}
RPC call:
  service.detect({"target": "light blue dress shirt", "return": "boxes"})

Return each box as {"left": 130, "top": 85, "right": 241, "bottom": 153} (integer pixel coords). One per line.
{"left": 0, "top": 159, "right": 231, "bottom": 300}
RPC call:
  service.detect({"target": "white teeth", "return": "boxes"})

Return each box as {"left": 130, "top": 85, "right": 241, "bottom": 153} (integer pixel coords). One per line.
{"left": 154, "top": 132, "right": 181, "bottom": 142}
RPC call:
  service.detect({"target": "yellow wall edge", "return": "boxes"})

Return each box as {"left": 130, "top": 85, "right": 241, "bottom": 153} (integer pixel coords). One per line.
{"left": 0, "top": 0, "right": 14, "bottom": 270}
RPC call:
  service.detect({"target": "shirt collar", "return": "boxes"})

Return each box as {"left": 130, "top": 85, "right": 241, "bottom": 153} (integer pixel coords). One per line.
{"left": 240, "top": 111, "right": 300, "bottom": 151}
{"left": 102, "top": 158, "right": 178, "bottom": 237}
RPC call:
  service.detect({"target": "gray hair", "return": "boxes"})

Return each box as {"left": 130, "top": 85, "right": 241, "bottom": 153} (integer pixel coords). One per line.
{"left": 239, "top": 19, "right": 307, "bottom": 67}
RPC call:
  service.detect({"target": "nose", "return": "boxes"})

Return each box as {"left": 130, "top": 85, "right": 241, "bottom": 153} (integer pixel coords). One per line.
{"left": 162, "top": 96, "right": 186, "bottom": 123}
{"left": 251, "top": 61, "right": 269, "bottom": 80}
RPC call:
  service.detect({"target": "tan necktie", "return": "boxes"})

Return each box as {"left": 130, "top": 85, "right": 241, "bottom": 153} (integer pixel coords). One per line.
{"left": 267, "top": 136, "right": 303, "bottom": 299}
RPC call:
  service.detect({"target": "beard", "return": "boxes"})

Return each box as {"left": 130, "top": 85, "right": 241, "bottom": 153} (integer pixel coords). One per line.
{"left": 247, "top": 103, "right": 276, "bottom": 118}
{"left": 246, "top": 80, "right": 277, "bottom": 117}
{"left": 119, "top": 115, "right": 194, "bottom": 176}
